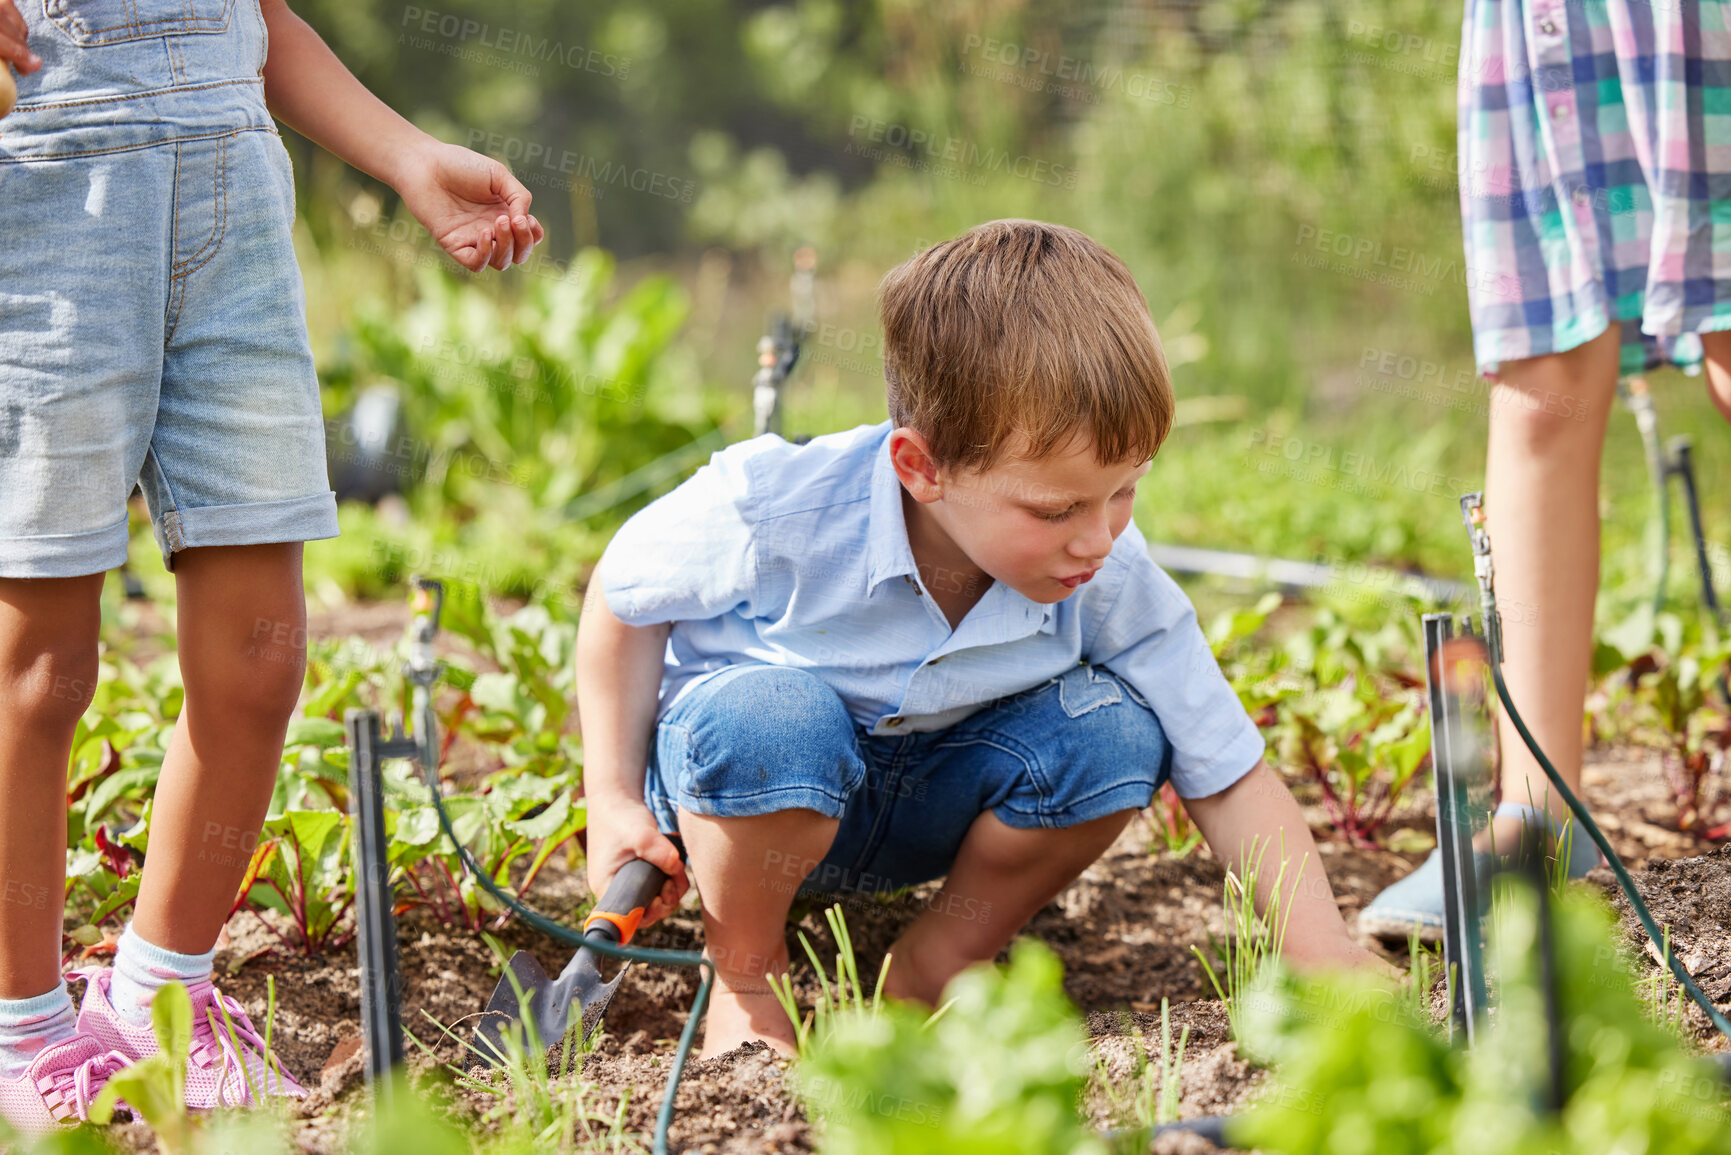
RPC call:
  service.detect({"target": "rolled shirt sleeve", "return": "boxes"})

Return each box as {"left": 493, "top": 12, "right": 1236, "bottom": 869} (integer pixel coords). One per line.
{"left": 1085, "top": 519, "right": 1266, "bottom": 799}
{"left": 596, "top": 439, "right": 760, "bottom": 626}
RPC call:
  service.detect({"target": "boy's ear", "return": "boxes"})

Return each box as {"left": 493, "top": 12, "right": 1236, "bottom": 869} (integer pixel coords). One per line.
{"left": 889, "top": 427, "right": 944, "bottom": 502}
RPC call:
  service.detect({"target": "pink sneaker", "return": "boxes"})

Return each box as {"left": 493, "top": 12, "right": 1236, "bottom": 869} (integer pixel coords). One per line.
{"left": 0, "top": 1034, "right": 131, "bottom": 1135}
{"left": 69, "top": 968, "right": 307, "bottom": 1109}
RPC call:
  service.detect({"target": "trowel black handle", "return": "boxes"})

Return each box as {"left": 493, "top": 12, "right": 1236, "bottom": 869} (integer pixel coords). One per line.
{"left": 581, "top": 858, "right": 667, "bottom": 946}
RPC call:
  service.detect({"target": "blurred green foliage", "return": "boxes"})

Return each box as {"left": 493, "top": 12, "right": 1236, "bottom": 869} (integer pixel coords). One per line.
{"left": 1236, "top": 880, "right": 1731, "bottom": 1155}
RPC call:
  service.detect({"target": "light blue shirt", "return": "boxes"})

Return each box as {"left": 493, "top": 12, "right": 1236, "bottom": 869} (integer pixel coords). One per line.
{"left": 596, "top": 421, "right": 1265, "bottom": 798}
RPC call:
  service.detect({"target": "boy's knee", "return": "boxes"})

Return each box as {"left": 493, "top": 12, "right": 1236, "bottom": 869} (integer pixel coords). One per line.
{"left": 666, "top": 665, "right": 867, "bottom": 818}
{"left": 2, "top": 643, "right": 100, "bottom": 733}
{"left": 690, "top": 666, "right": 859, "bottom": 771}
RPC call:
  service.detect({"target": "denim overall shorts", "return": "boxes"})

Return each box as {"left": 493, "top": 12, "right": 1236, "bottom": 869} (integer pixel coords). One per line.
{"left": 0, "top": 0, "right": 340, "bottom": 577}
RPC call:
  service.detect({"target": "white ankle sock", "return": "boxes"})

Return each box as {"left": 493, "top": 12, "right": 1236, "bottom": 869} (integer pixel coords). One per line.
{"left": 109, "top": 923, "right": 216, "bottom": 1026}
{"left": 0, "top": 984, "right": 78, "bottom": 1081}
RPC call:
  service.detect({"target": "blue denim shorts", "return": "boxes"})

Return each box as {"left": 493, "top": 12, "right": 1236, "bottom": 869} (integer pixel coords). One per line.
{"left": 644, "top": 661, "right": 1174, "bottom": 895}
{"left": 0, "top": 0, "right": 340, "bottom": 577}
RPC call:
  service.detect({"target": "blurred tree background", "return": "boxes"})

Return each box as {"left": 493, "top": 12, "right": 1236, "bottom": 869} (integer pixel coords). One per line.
{"left": 249, "top": 0, "right": 1726, "bottom": 621}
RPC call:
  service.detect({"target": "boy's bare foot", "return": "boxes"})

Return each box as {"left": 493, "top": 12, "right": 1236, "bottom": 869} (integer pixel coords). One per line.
{"left": 697, "top": 981, "right": 799, "bottom": 1061}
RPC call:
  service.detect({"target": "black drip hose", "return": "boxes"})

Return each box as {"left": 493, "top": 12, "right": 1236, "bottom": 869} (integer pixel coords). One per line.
{"left": 1491, "top": 663, "right": 1731, "bottom": 1039}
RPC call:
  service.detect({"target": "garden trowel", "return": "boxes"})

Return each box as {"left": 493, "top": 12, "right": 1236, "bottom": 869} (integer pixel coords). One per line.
{"left": 472, "top": 858, "right": 668, "bottom": 1065}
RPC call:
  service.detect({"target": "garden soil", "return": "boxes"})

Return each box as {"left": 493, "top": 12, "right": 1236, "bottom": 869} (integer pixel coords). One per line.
{"left": 83, "top": 739, "right": 1731, "bottom": 1153}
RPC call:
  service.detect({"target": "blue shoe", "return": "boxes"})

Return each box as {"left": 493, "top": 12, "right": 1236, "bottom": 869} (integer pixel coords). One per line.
{"left": 1358, "top": 805, "right": 1601, "bottom": 944}
{"left": 1358, "top": 847, "right": 1495, "bottom": 945}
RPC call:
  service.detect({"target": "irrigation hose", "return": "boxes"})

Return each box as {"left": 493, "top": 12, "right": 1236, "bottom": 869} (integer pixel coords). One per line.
{"left": 1465, "top": 491, "right": 1731, "bottom": 1042}
{"left": 405, "top": 684, "right": 713, "bottom": 1155}
{"left": 1490, "top": 664, "right": 1731, "bottom": 1040}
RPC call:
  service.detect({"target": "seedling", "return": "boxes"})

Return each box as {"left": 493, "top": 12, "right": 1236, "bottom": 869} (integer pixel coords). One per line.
{"left": 1094, "top": 998, "right": 1190, "bottom": 1134}
{"left": 1190, "top": 835, "right": 1303, "bottom": 1053}
{"left": 769, "top": 903, "right": 898, "bottom": 1055}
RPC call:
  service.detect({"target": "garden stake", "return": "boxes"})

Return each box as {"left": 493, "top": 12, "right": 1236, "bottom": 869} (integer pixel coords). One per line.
{"left": 751, "top": 247, "right": 814, "bottom": 439}
{"left": 344, "top": 710, "right": 406, "bottom": 1097}
{"left": 1620, "top": 377, "right": 1725, "bottom": 623}
{"left": 1528, "top": 852, "right": 1568, "bottom": 1114}
{"left": 1422, "top": 611, "right": 1490, "bottom": 1043}
{"left": 342, "top": 577, "right": 715, "bottom": 1155}
{"left": 1457, "top": 491, "right": 1731, "bottom": 1043}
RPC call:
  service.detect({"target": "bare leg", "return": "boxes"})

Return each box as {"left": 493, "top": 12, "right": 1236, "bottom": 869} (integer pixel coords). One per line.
{"left": 1701, "top": 330, "right": 1731, "bottom": 424}
{"left": 0, "top": 574, "right": 105, "bottom": 999}
{"left": 1479, "top": 324, "right": 1620, "bottom": 848}
{"left": 131, "top": 543, "right": 308, "bottom": 954}
{"left": 880, "top": 809, "right": 1134, "bottom": 1006}
{"left": 676, "top": 807, "right": 839, "bottom": 1060}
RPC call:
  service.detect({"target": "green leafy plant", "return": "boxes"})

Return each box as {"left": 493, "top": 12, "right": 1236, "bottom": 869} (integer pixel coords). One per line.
{"left": 1145, "top": 783, "right": 1203, "bottom": 860}
{"left": 239, "top": 809, "right": 355, "bottom": 955}
{"left": 793, "top": 938, "right": 1109, "bottom": 1155}
{"left": 1235, "top": 880, "right": 1731, "bottom": 1155}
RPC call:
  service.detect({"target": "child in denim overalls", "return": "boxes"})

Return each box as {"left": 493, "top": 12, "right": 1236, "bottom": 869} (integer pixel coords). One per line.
{"left": 0, "top": 0, "right": 544, "bottom": 1130}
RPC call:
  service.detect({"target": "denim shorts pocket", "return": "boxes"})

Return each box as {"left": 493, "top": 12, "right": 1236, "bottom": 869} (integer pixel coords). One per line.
{"left": 1057, "top": 662, "right": 1123, "bottom": 718}
{"left": 45, "top": 0, "right": 232, "bottom": 46}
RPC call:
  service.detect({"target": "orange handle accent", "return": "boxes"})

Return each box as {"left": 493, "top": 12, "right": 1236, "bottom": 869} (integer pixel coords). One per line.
{"left": 584, "top": 906, "right": 645, "bottom": 945}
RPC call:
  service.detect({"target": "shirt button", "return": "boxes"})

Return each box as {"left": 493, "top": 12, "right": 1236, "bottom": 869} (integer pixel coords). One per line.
{"left": 1552, "top": 102, "right": 1571, "bottom": 121}
{"left": 1539, "top": 18, "right": 1557, "bottom": 34}
{"left": 1572, "top": 187, "right": 1590, "bottom": 206}
{"left": 929, "top": 657, "right": 943, "bottom": 665}
{"left": 885, "top": 716, "right": 904, "bottom": 727}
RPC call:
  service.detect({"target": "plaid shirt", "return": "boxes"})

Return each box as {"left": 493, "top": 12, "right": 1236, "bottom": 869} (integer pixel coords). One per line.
{"left": 1459, "top": 0, "right": 1731, "bottom": 376}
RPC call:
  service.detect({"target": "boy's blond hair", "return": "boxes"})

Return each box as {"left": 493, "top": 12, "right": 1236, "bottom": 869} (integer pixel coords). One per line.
{"left": 878, "top": 219, "right": 1174, "bottom": 475}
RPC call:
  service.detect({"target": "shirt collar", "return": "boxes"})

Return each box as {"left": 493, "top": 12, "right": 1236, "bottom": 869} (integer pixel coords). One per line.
{"left": 863, "top": 423, "right": 1055, "bottom": 633}
{"left": 865, "top": 423, "right": 919, "bottom": 595}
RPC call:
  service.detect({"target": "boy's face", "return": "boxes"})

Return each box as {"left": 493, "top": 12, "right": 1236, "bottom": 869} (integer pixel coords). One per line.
{"left": 891, "top": 427, "right": 1152, "bottom": 605}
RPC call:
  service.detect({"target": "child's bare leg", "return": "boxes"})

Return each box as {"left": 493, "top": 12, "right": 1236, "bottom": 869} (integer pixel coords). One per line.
{"left": 881, "top": 808, "right": 1134, "bottom": 1006}
{"left": 1702, "top": 330, "right": 1731, "bottom": 424}
{"left": 675, "top": 806, "right": 839, "bottom": 1059}
{"left": 131, "top": 543, "right": 307, "bottom": 953}
{"left": 1478, "top": 324, "right": 1619, "bottom": 852}
{"left": 0, "top": 574, "right": 104, "bottom": 999}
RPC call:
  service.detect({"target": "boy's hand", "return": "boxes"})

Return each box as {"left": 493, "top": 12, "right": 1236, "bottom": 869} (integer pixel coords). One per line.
{"left": 586, "top": 804, "right": 689, "bottom": 928}
{"left": 0, "top": 0, "right": 41, "bottom": 75}
{"left": 1284, "top": 934, "right": 1403, "bottom": 983}
{"left": 394, "top": 138, "right": 546, "bottom": 273}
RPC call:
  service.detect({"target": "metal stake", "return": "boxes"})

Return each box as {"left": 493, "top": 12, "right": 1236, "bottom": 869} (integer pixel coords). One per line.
{"left": 345, "top": 708, "right": 408, "bottom": 1094}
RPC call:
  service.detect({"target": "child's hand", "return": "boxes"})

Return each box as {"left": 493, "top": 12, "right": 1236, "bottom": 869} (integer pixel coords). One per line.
{"left": 586, "top": 805, "right": 689, "bottom": 928}
{"left": 394, "top": 138, "right": 546, "bottom": 273}
{"left": 0, "top": 0, "right": 41, "bottom": 75}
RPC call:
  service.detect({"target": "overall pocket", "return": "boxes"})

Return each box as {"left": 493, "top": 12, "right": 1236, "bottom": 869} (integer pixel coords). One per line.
{"left": 43, "top": 0, "right": 231, "bottom": 46}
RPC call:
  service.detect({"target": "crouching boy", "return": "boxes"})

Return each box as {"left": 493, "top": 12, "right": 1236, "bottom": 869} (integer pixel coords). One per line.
{"left": 579, "top": 219, "right": 1383, "bottom": 1058}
